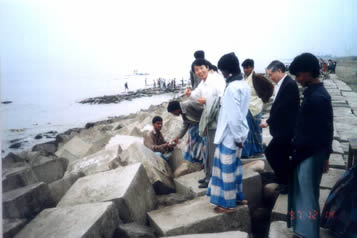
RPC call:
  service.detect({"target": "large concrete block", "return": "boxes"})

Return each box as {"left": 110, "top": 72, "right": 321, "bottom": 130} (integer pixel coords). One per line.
{"left": 329, "top": 153, "right": 345, "bottom": 169}
{"left": 105, "top": 134, "right": 143, "bottom": 150}
{"left": 148, "top": 196, "right": 251, "bottom": 236}
{"left": 55, "top": 136, "right": 92, "bottom": 163}
{"left": 271, "top": 189, "right": 330, "bottom": 221}
{"left": 320, "top": 168, "right": 345, "bottom": 189}
{"left": 30, "top": 157, "right": 66, "bottom": 184}
{"left": 48, "top": 171, "right": 85, "bottom": 205}
{"left": 161, "top": 231, "right": 249, "bottom": 238}
{"left": 332, "top": 140, "right": 344, "bottom": 154}
{"left": 119, "top": 142, "right": 175, "bottom": 194}
{"left": 65, "top": 145, "right": 121, "bottom": 176}
{"left": 269, "top": 221, "right": 337, "bottom": 238}
{"left": 14, "top": 202, "right": 120, "bottom": 238}
{"left": 58, "top": 163, "right": 157, "bottom": 224}
{"left": 242, "top": 168, "right": 263, "bottom": 210}
{"left": 241, "top": 158, "right": 273, "bottom": 173}
{"left": 3, "top": 182, "right": 54, "bottom": 219}
{"left": 3, "top": 219, "right": 27, "bottom": 238}
{"left": 174, "top": 170, "right": 207, "bottom": 198}
{"left": 2, "top": 166, "right": 39, "bottom": 192}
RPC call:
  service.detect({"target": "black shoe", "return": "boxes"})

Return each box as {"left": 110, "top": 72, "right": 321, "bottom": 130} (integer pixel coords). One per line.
{"left": 198, "top": 177, "right": 206, "bottom": 184}
{"left": 198, "top": 182, "right": 208, "bottom": 188}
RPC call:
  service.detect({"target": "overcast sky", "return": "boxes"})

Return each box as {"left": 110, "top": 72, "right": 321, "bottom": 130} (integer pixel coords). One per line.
{"left": 1, "top": 0, "right": 357, "bottom": 79}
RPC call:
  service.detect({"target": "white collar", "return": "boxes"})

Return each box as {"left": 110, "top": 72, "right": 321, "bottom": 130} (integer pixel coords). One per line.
{"left": 277, "top": 74, "right": 288, "bottom": 88}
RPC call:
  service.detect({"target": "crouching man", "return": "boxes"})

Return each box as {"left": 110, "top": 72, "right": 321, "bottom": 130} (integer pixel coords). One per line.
{"left": 144, "top": 116, "right": 176, "bottom": 161}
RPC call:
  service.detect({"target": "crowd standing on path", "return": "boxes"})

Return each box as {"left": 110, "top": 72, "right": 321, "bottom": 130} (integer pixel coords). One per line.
{"left": 142, "top": 50, "right": 340, "bottom": 237}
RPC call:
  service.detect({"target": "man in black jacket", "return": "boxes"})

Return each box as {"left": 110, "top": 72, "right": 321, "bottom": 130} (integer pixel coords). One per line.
{"left": 260, "top": 60, "right": 300, "bottom": 193}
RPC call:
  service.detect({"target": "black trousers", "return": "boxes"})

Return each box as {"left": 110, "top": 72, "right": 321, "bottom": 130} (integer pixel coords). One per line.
{"left": 265, "top": 137, "right": 292, "bottom": 185}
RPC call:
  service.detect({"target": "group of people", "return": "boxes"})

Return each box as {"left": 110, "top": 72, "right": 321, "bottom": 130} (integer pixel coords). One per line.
{"left": 154, "top": 78, "right": 179, "bottom": 89}
{"left": 143, "top": 50, "right": 333, "bottom": 238}
{"left": 320, "top": 58, "right": 337, "bottom": 74}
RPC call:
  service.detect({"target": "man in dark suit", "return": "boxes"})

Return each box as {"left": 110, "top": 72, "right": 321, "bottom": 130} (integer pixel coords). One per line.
{"left": 260, "top": 60, "right": 300, "bottom": 193}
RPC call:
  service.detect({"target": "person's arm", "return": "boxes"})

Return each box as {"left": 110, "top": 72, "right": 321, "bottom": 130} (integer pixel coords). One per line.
{"left": 226, "top": 86, "right": 250, "bottom": 144}
{"left": 143, "top": 133, "right": 168, "bottom": 153}
{"left": 175, "top": 120, "right": 190, "bottom": 140}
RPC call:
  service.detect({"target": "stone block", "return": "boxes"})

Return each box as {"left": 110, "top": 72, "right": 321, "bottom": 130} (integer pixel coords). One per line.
{"left": 320, "top": 168, "right": 345, "bottom": 189}
{"left": 3, "top": 182, "right": 54, "bottom": 219}
{"left": 14, "top": 202, "right": 120, "bottom": 238}
{"left": 3, "top": 219, "right": 27, "bottom": 238}
{"left": 269, "top": 221, "right": 337, "bottom": 238}
{"left": 55, "top": 136, "right": 92, "bottom": 163}
{"left": 161, "top": 231, "right": 249, "bottom": 238}
{"left": 2, "top": 166, "right": 39, "bottom": 192}
{"left": 157, "top": 193, "right": 189, "bottom": 207}
{"left": 65, "top": 145, "right": 121, "bottom": 176}
{"left": 105, "top": 134, "right": 143, "bottom": 150}
{"left": 271, "top": 189, "right": 330, "bottom": 221}
{"left": 48, "top": 171, "right": 85, "bottom": 205}
{"left": 174, "top": 170, "right": 207, "bottom": 198}
{"left": 242, "top": 168, "right": 263, "bottom": 210}
{"left": 2, "top": 152, "right": 26, "bottom": 169}
{"left": 114, "top": 222, "right": 156, "bottom": 238}
{"left": 329, "top": 153, "right": 345, "bottom": 169}
{"left": 119, "top": 142, "right": 175, "bottom": 194}
{"left": 148, "top": 196, "right": 251, "bottom": 236}
{"left": 58, "top": 163, "right": 157, "bottom": 224}
{"left": 241, "top": 158, "right": 272, "bottom": 173}
{"left": 31, "top": 157, "right": 66, "bottom": 184}
{"left": 332, "top": 140, "right": 344, "bottom": 154}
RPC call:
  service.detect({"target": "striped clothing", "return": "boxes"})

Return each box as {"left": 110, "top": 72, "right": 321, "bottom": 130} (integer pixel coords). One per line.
{"left": 242, "top": 111, "right": 264, "bottom": 157}
{"left": 206, "top": 143, "right": 244, "bottom": 208}
{"left": 184, "top": 125, "right": 206, "bottom": 163}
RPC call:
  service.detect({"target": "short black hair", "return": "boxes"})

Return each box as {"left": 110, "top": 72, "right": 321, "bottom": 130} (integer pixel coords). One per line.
{"left": 167, "top": 101, "right": 181, "bottom": 113}
{"left": 152, "top": 116, "right": 163, "bottom": 124}
{"left": 210, "top": 64, "right": 218, "bottom": 72}
{"left": 217, "top": 52, "right": 241, "bottom": 75}
{"left": 289, "top": 53, "right": 320, "bottom": 78}
{"left": 266, "top": 60, "right": 286, "bottom": 73}
{"left": 191, "top": 58, "right": 211, "bottom": 72}
{"left": 242, "top": 59, "right": 254, "bottom": 68}
{"left": 194, "top": 50, "right": 205, "bottom": 59}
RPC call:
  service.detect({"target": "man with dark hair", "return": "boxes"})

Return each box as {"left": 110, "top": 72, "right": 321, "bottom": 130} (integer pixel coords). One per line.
{"left": 144, "top": 116, "right": 176, "bottom": 161}
{"left": 241, "top": 58, "right": 264, "bottom": 157}
{"left": 190, "top": 50, "right": 205, "bottom": 90}
{"left": 260, "top": 60, "right": 300, "bottom": 194}
{"left": 287, "top": 52, "right": 333, "bottom": 238}
{"left": 167, "top": 99, "right": 205, "bottom": 163}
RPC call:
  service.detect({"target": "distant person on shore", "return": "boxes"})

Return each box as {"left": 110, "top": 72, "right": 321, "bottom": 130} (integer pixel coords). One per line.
{"left": 241, "top": 59, "right": 264, "bottom": 158}
{"left": 153, "top": 80, "right": 156, "bottom": 88}
{"left": 189, "top": 50, "right": 205, "bottom": 90}
{"left": 144, "top": 116, "right": 176, "bottom": 161}
{"left": 206, "top": 52, "right": 251, "bottom": 213}
{"left": 260, "top": 60, "right": 300, "bottom": 194}
{"left": 287, "top": 52, "right": 333, "bottom": 238}
{"left": 124, "top": 82, "right": 129, "bottom": 92}
{"left": 185, "top": 57, "right": 225, "bottom": 188}
{"left": 167, "top": 100, "right": 206, "bottom": 163}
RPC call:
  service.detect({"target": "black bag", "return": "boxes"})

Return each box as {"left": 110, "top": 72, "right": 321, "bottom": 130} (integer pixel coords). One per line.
{"left": 252, "top": 73, "right": 274, "bottom": 103}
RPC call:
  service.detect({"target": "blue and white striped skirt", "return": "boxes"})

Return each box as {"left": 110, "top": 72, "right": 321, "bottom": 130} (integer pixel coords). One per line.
{"left": 242, "top": 111, "right": 263, "bottom": 157}
{"left": 184, "top": 125, "right": 206, "bottom": 163}
{"left": 206, "top": 143, "right": 244, "bottom": 208}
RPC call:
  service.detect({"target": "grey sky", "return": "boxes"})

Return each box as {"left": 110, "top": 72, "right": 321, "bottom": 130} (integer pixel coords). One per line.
{"left": 1, "top": 0, "right": 356, "bottom": 79}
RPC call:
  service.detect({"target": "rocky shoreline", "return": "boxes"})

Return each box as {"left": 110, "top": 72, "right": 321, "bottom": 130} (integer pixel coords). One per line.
{"left": 3, "top": 74, "right": 357, "bottom": 238}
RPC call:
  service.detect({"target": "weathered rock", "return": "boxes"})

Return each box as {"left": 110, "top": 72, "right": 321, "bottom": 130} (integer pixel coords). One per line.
{"left": 119, "top": 142, "right": 175, "bottom": 194}
{"left": 114, "top": 222, "right": 156, "bottom": 238}
{"left": 329, "top": 153, "right": 345, "bottom": 169}
{"left": 161, "top": 231, "right": 249, "bottom": 238}
{"left": 58, "top": 163, "right": 157, "bottom": 224}
{"left": 55, "top": 136, "right": 92, "bottom": 163}
{"left": 269, "top": 221, "right": 337, "bottom": 238}
{"left": 48, "top": 171, "right": 85, "bottom": 204}
{"left": 242, "top": 159, "right": 266, "bottom": 173}
{"left": 148, "top": 196, "right": 251, "bottom": 236}
{"left": 3, "top": 219, "right": 27, "bottom": 238}
{"left": 3, "top": 182, "right": 54, "bottom": 219}
{"left": 32, "top": 141, "right": 57, "bottom": 154}
{"left": 332, "top": 140, "right": 344, "bottom": 154}
{"left": 157, "top": 193, "right": 190, "bottom": 207}
{"left": 2, "top": 166, "right": 39, "bottom": 192}
{"left": 14, "top": 202, "right": 120, "bottom": 238}
{"left": 174, "top": 170, "right": 207, "bottom": 198}
{"left": 271, "top": 189, "right": 330, "bottom": 221}
{"left": 30, "top": 157, "right": 66, "bottom": 184}
{"left": 2, "top": 152, "right": 26, "bottom": 168}
{"left": 105, "top": 134, "right": 143, "bottom": 150}
{"left": 173, "top": 161, "right": 202, "bottom": 178}
{"left": 320, "top": 168, "right": 345, "bottom": 189}
{"left": 65, "top": 145, "right": 121, "bottom": 176}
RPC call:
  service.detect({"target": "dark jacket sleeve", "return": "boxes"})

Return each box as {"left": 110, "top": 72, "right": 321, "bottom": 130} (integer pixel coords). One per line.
{"left": 267, "top": 78, "right": 300, "bottom": 139}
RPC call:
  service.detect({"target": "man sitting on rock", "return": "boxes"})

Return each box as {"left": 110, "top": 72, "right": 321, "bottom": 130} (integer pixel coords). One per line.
{"left": 144, "top": 116, "right": 175, "bottom": 161}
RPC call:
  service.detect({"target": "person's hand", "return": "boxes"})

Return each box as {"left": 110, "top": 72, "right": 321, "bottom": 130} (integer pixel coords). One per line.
{"left": 323, "top": 160, "right": 329, "bottom": 173}
{"left": 235, "top": 142, "right": 243, "bottom": 148}
{"left": 173, "top": 137, "right": 180, "bottom": 144}
{"left": 185, "top": 88, "right": 191, "bottom": 97}
{"left": 260, "top": 121, "right": 268, "bottom": 128}
{"left": 197, "top": 97, "right": 206, "bottom": 105}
